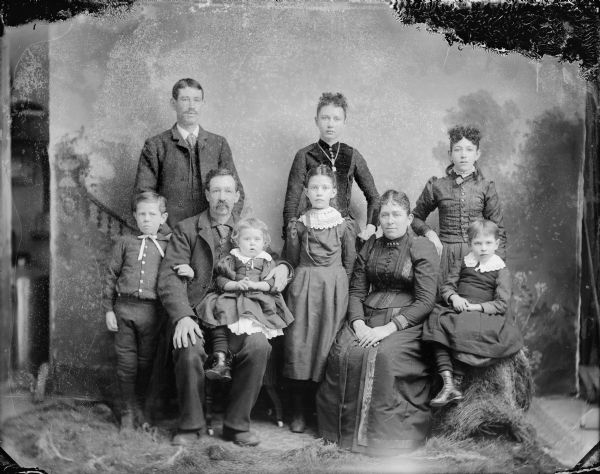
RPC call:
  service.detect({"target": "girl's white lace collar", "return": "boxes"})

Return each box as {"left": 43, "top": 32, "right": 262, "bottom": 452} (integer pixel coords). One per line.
{"left": 230, "top": 248, "right": 272, "bottom": 263}
{"left": 299, "top": 207, "right": 344, "bottom": 229}
{"left": 464, "top": 252, "right": 505, "bottom": 272}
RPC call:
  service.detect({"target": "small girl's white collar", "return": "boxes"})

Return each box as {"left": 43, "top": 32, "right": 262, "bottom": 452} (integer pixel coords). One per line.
{"left": 299, "top": 207, "right": 344, "bottom": 229}
{"left": 464, "top": 252, "right": 505, "bottom": 272}
{"left": 230, "top": 248, "right": 272, "bottom": 263}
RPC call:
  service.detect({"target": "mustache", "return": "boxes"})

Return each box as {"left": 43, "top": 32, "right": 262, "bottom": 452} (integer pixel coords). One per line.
{"left": 216, "top": 200, "right": 230, "bottom": 208}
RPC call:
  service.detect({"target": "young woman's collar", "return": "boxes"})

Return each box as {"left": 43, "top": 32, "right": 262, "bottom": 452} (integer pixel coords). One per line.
{"left": 318, "top": 138, "right": 340, "bottom": 150}
{"left": 445, "top": 163, "right": 485, "bottom": 181}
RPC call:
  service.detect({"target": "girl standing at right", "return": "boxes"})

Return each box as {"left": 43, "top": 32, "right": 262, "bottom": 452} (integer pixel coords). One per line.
{"left": 284, "top": 165, "right": 356, "bottom": 433}
{"left": 412, "top": 125, "right": 506, "bottom": 283}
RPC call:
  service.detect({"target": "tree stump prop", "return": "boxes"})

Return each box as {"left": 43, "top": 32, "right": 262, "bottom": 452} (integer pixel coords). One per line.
{"left": 432, "top": 349, "right": 535, "bottom": 443}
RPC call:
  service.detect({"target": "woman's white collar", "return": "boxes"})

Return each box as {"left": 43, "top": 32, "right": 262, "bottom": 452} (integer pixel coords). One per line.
{"left": 464, "top": 252, "right": 505, "bottom": 272}
{"left": 299, "top": 207, "right": 344, "bottom": 229}
{"left": 230, "top": 248, "right": 272, "bottom": 263}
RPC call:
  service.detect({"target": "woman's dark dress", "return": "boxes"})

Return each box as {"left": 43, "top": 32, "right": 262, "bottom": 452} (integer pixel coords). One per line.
{"left": 317, "top": 232, "right": 438, "bottom": 455}
{"left": 422, "top": 253, "right": 523, "bottom": 365}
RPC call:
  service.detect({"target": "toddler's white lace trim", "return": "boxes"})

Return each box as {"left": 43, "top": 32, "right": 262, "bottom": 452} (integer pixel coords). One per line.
{"left": 464, "top": 252, "right": 505, "bottom": 272}
{"left": 227, "top": 317, "right": 283, "bottom": 339}
{"left": 299, "top": 207, "right": 344, "bottom": 229}
{"left": 230, "top": 248, "right": 272, "bottom": 263}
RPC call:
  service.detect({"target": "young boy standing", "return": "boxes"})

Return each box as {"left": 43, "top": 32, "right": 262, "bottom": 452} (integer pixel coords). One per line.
{"left": 102, "top": 192, "right": 192, "bottom": 431}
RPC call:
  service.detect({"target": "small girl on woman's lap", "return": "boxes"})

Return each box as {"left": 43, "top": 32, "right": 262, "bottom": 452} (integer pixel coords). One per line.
{"left": 284, "top": 164, "right": 356, "bottom": 432}
{"left": 422, "top": 219, "right": 523, "bottom": 407}
{"left": 198, "top": 217, "right": 294, "bottom": 381}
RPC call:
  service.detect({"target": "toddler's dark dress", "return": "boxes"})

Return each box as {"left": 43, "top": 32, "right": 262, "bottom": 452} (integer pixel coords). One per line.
{"left": 198, "top": 249, "right": 294, "bottom": 339}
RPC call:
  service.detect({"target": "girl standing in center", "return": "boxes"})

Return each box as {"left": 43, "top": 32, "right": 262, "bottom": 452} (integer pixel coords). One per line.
{"left": 284, "top": 165, "right": 357, "bottom": 433}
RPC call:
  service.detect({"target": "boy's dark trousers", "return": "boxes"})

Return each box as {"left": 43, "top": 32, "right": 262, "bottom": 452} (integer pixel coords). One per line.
{"left": 114, "top": 297, "right": 163, "bottom": 420}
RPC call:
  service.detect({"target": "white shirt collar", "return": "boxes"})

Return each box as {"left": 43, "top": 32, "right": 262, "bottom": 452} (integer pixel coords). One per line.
{"left": 464, "top": 252, "right": 506, "bottom": 272}
{"left": 230, "top": 248, "right": 272, "bottom": 263}
{"left": 176, "top": 124, "right": 200, "bottom": 141}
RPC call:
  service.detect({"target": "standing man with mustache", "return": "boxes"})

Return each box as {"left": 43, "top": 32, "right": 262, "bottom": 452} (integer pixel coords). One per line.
{"left": 133, "top": 78, "right": 245, "bottom": 435}
{"left": 135, "top": 78, "right": 244, "bottom": 228}
{"left": 158, "top": 168, "right": 292, "bottom": 447}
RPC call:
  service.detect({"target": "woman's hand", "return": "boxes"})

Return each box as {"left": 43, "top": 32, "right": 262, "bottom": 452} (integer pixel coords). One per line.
{"left": 450, "top": 294, "right": 470, "bottom": 312}
{"left": 173, "top": 264, "right": 195, "bottom": 279}
{"left": 425, "top": 230, "right": 443, "bottom": 258}
{"left": 355, "top": 322, "right": 396, "bottom": 348}
{"left": 352, "top": 320, "right": 370, "bottom": 340}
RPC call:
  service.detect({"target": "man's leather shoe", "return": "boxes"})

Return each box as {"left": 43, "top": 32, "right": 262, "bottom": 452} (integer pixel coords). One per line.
{"left": 222, "top": 427, "right": 260, "bottom": 447}
{"left": 205, "top": 352, "right": 232, "bottom": 382}
{"left": 171, "top": 430, "right": 201, "bottom": 446}
{"left": 290, "top": 413, "right": 306, "bottom": 433}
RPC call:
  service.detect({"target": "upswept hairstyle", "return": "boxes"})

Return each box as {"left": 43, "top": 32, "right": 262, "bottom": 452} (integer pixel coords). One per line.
{"left": 172, "top": 78, "right": 204, "bottom": 100}
{"left": 316, "top": 92, "right": 348, "bottom": 118}
{"left": 305, "top": 164, "right": 337, "bottom": 188}
{"left": 379, "top": 189, "right": 411, "bottom": 214}
{"left": 131, "top": 191, "right": 167, "bottom": 213}
{"left": 204, "top": 167, "right": 239, "bottom": 192}
{"left": 448, "top": 125, "right": 482, "bottom": 148}
{"left": 467, "top": 219, "right": 500, "bottom": 242}
{"left": 231, "top": 217, "right": 272, "bottom": 249}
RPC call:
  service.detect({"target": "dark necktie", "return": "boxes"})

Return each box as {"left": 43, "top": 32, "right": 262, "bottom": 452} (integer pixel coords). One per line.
{"left": 186, "top": 134, "right": 197, "bottom": 150}
{"left": 216, "top": 224, "right": 231, "bottom": 246}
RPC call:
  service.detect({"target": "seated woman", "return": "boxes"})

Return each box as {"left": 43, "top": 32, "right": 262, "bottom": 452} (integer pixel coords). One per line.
{"left": 317, "top": 190, "right": 439, "bottom": 456}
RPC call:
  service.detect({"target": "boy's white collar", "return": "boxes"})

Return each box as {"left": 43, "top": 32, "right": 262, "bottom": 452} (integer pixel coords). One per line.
{"left": 464, "top": 252, "right": 505, "bottom": 272}
{"left": 230, "top": 248, "right": 272, "bottom": 263}
{"left": 299, "top": 207, "right": 344, "bottom": 229}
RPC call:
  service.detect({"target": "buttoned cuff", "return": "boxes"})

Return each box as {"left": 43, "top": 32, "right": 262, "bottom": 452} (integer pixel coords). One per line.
{"left": 277, "top": 260, "right": 294, "bottom": 283}
{"left": 392, "top": 314, "right": 410, "bottom": 330}
{"left": 444, "top": 292, "right": 458, "bottom": 305}
{"left": 348, "top": 314, "right": 365, "bottom": 324}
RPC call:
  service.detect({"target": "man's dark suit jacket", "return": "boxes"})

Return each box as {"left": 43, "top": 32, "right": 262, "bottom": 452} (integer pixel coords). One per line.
{"left": 135, "top": 124, "right": 245, "bottom": 227}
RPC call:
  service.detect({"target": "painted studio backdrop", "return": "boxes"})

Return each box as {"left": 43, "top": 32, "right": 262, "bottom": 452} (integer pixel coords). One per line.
{"left": 12, "top": 2, "right": 585, "bottom": 397}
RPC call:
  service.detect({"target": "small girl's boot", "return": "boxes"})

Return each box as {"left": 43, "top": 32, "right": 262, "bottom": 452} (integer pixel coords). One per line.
{"left": 430, "top": 370, "right": 463, "bottom": 407}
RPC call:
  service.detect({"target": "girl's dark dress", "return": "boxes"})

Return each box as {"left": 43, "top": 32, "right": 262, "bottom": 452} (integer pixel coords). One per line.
{"left": 283, "top": 208, "right": 356, "bottom": 382}
{"left": 422, "top": 253, "right": 523, "bottom": 366}
{"left": 317, "top": 232, "right": 438, "bottom": 455}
